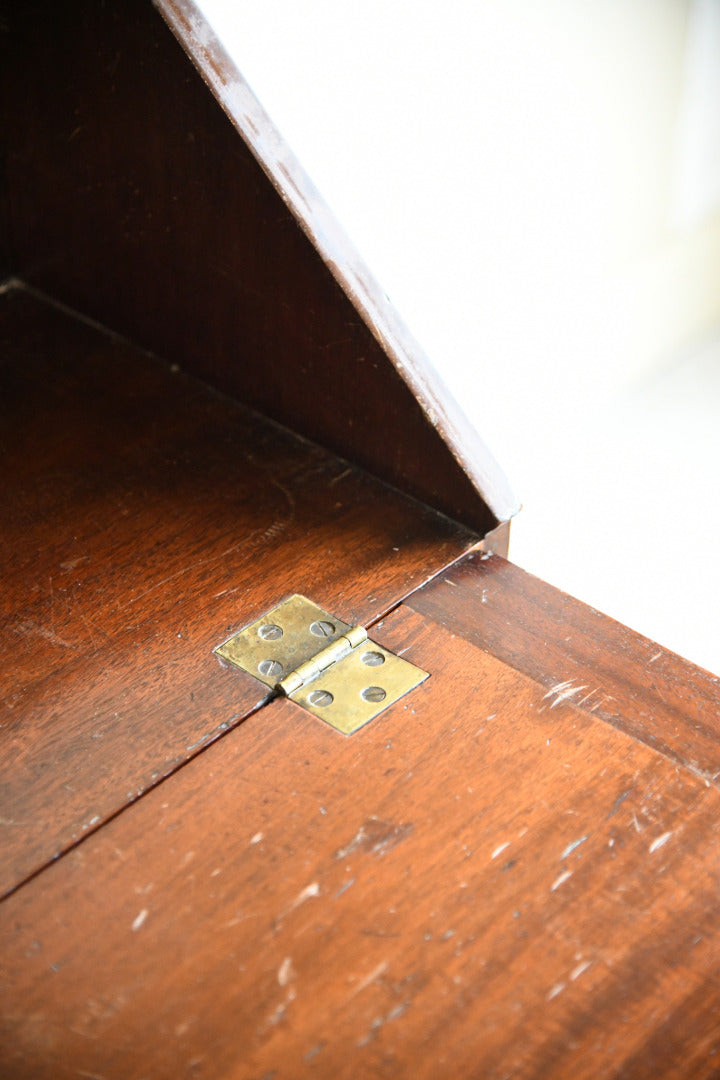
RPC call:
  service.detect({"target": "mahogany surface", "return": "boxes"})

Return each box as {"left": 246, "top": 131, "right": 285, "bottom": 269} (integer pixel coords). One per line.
{"left": 0, "top": 287, "right": 474, "bottom": 898}
{"left": 410, "top": 553, "right": 720, "bottom": 780}
{"left": 1, "top": 0, "right": 515, "bottom": 533}
{"left": 2, "top": 602, "right": 720, "bottom": 1078}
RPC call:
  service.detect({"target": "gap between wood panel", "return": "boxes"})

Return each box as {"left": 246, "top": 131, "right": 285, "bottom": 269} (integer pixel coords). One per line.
{"left": 0, "top": 285, "right": 479, "bottom": 900}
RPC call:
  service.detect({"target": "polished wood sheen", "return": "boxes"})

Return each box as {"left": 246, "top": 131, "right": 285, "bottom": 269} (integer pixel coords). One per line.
{"left": 2, "top": 603, "right": 720, "bottom": 1078}
{"left": 0, "top": 287, "right": 474, "bottom": 898}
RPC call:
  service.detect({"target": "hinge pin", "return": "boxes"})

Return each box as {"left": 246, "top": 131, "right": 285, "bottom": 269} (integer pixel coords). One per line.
{"left": 278, "top": 626, "right": 367, "bottom": 697}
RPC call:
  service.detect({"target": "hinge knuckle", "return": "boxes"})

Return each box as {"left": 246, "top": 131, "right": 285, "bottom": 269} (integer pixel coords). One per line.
{"left": 279, "top": 627, "right": 367, "bottom": 696}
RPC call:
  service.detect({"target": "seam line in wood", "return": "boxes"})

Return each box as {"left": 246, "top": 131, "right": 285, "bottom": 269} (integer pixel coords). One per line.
{"left": 0, "top": 698, "right": 269, "bottom": 906}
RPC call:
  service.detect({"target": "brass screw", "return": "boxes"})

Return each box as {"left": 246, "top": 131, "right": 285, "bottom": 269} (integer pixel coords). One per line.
{"left": 308, "top": 689, "right": 334, "bottom": 707}
{"left": 362, "top": 651, "right": 385, "bottom": 667}
{"left": 362, "top": 686, "right": 386, "bottom": 703}
{"left": 258, "top": 659, "right": 283, "bottom": 678}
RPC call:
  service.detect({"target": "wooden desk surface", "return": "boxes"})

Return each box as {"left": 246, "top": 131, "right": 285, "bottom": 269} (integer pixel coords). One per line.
{"left": 3, "top": 589, "right": 720, "bottom": 1078}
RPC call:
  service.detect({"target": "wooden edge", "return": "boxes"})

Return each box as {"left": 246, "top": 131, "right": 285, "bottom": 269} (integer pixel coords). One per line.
{"left": 478, "top": 519, "right": 511, "bottom": 559}
{"left": 407, "top": 552, "right": 720, "bottom": 783}
{"left": 155, "top": 0, "right": 519, "bottom": 527}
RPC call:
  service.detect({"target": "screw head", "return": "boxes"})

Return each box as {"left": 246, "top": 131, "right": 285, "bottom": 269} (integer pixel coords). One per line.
{"left": 310, "top": 620, "right": 336, "bottom": 638}
{"left": 258, "top": 623, "right": 283, "bottom": 641}
{"left": 308, "top": 688, "right": 334, "bottom": 707}
{"left": 362, "top": 651, "right": 385, "bottom": 667}
{"left": 361, "top": 686, "right": 386, "bottom": 703}
{"left": 258, "top": 659, "right": 283, "bottom": 678}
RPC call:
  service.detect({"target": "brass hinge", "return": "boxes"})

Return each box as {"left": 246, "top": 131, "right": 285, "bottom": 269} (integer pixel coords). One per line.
{"left": 215, "top": 595, "right": 428, "bottom": 735}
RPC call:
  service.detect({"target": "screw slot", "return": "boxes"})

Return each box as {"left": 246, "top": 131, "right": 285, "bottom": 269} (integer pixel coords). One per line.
{"left": 258, "top": 659, "right": 283, "bottom": 678}
{"left": 361, "top": 686, "right": 386, "bottom": 703}
{"left": 308, "top": 688, "right": 334, "bottom": 707}
{"left": 258, "top": 623, "right": 283, "bottom": 641}
{"left": 310, "top": 620, "right": 335, "bottom": 638}
{"left": 362, "top": 651, "right": 385, "bottom": 667}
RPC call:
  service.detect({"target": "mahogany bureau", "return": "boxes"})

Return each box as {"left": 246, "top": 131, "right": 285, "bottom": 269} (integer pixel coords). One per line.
{"left": 2, "top": 3, "right": 720, "bottom": 1077}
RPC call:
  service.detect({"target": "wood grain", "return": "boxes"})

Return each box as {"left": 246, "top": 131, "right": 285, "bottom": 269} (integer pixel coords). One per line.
{"left": 2, "top": 0, "right": 515, "bottom": 532}
{"left": 0, "top": 287, "right": 474, "bottom": 897}
{"left": 409, "top": 552, "right": 720, "bottom": 781}
{"left": 2, "top": 604, "right": 719, "bottom": 1078}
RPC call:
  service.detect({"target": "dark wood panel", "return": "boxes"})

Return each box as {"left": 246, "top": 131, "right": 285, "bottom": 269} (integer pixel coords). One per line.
{"left": 2, "top": 0, "right": 515, "bottom": 533}
{"left": 409, "top": 552, "right": 720, "bottom": 780}
{"left": 2, "top": 605, "right": 719, "bottom": 1078}
{"left": 0, "top": 288, "right": 474, "bottom": 897}
{"left": 0, "top": 11, "right": 12, "bottom": 281}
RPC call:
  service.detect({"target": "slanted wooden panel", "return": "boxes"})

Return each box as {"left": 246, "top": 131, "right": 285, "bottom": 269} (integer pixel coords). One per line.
{"left": 0, "top": 18, "right": 11, "bottom": 283}
{"left": 0, "top": 287, "right": 474, "bottom": 898}
{"left": 409, "top": 552, "right": 720, "bottom": 780}
{"left": 1, "top": 0, "right": 516, "bottom": 534}
{"left": 2, "top": 604, "right": 720, "bottom": 1078}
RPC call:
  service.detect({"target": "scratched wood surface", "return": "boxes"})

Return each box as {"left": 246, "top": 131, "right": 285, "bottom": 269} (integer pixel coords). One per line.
{"left": 0, "top": 287, "right": 474, "bottom": 898}
{"left": 409, "top": 553, "right": 720, "bottom": 779}
{"left": 2, "top": 603, "right": 720, "bottom": 1079}
{"left": 1, "top": 0, "right": 515, "bottom": 533}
